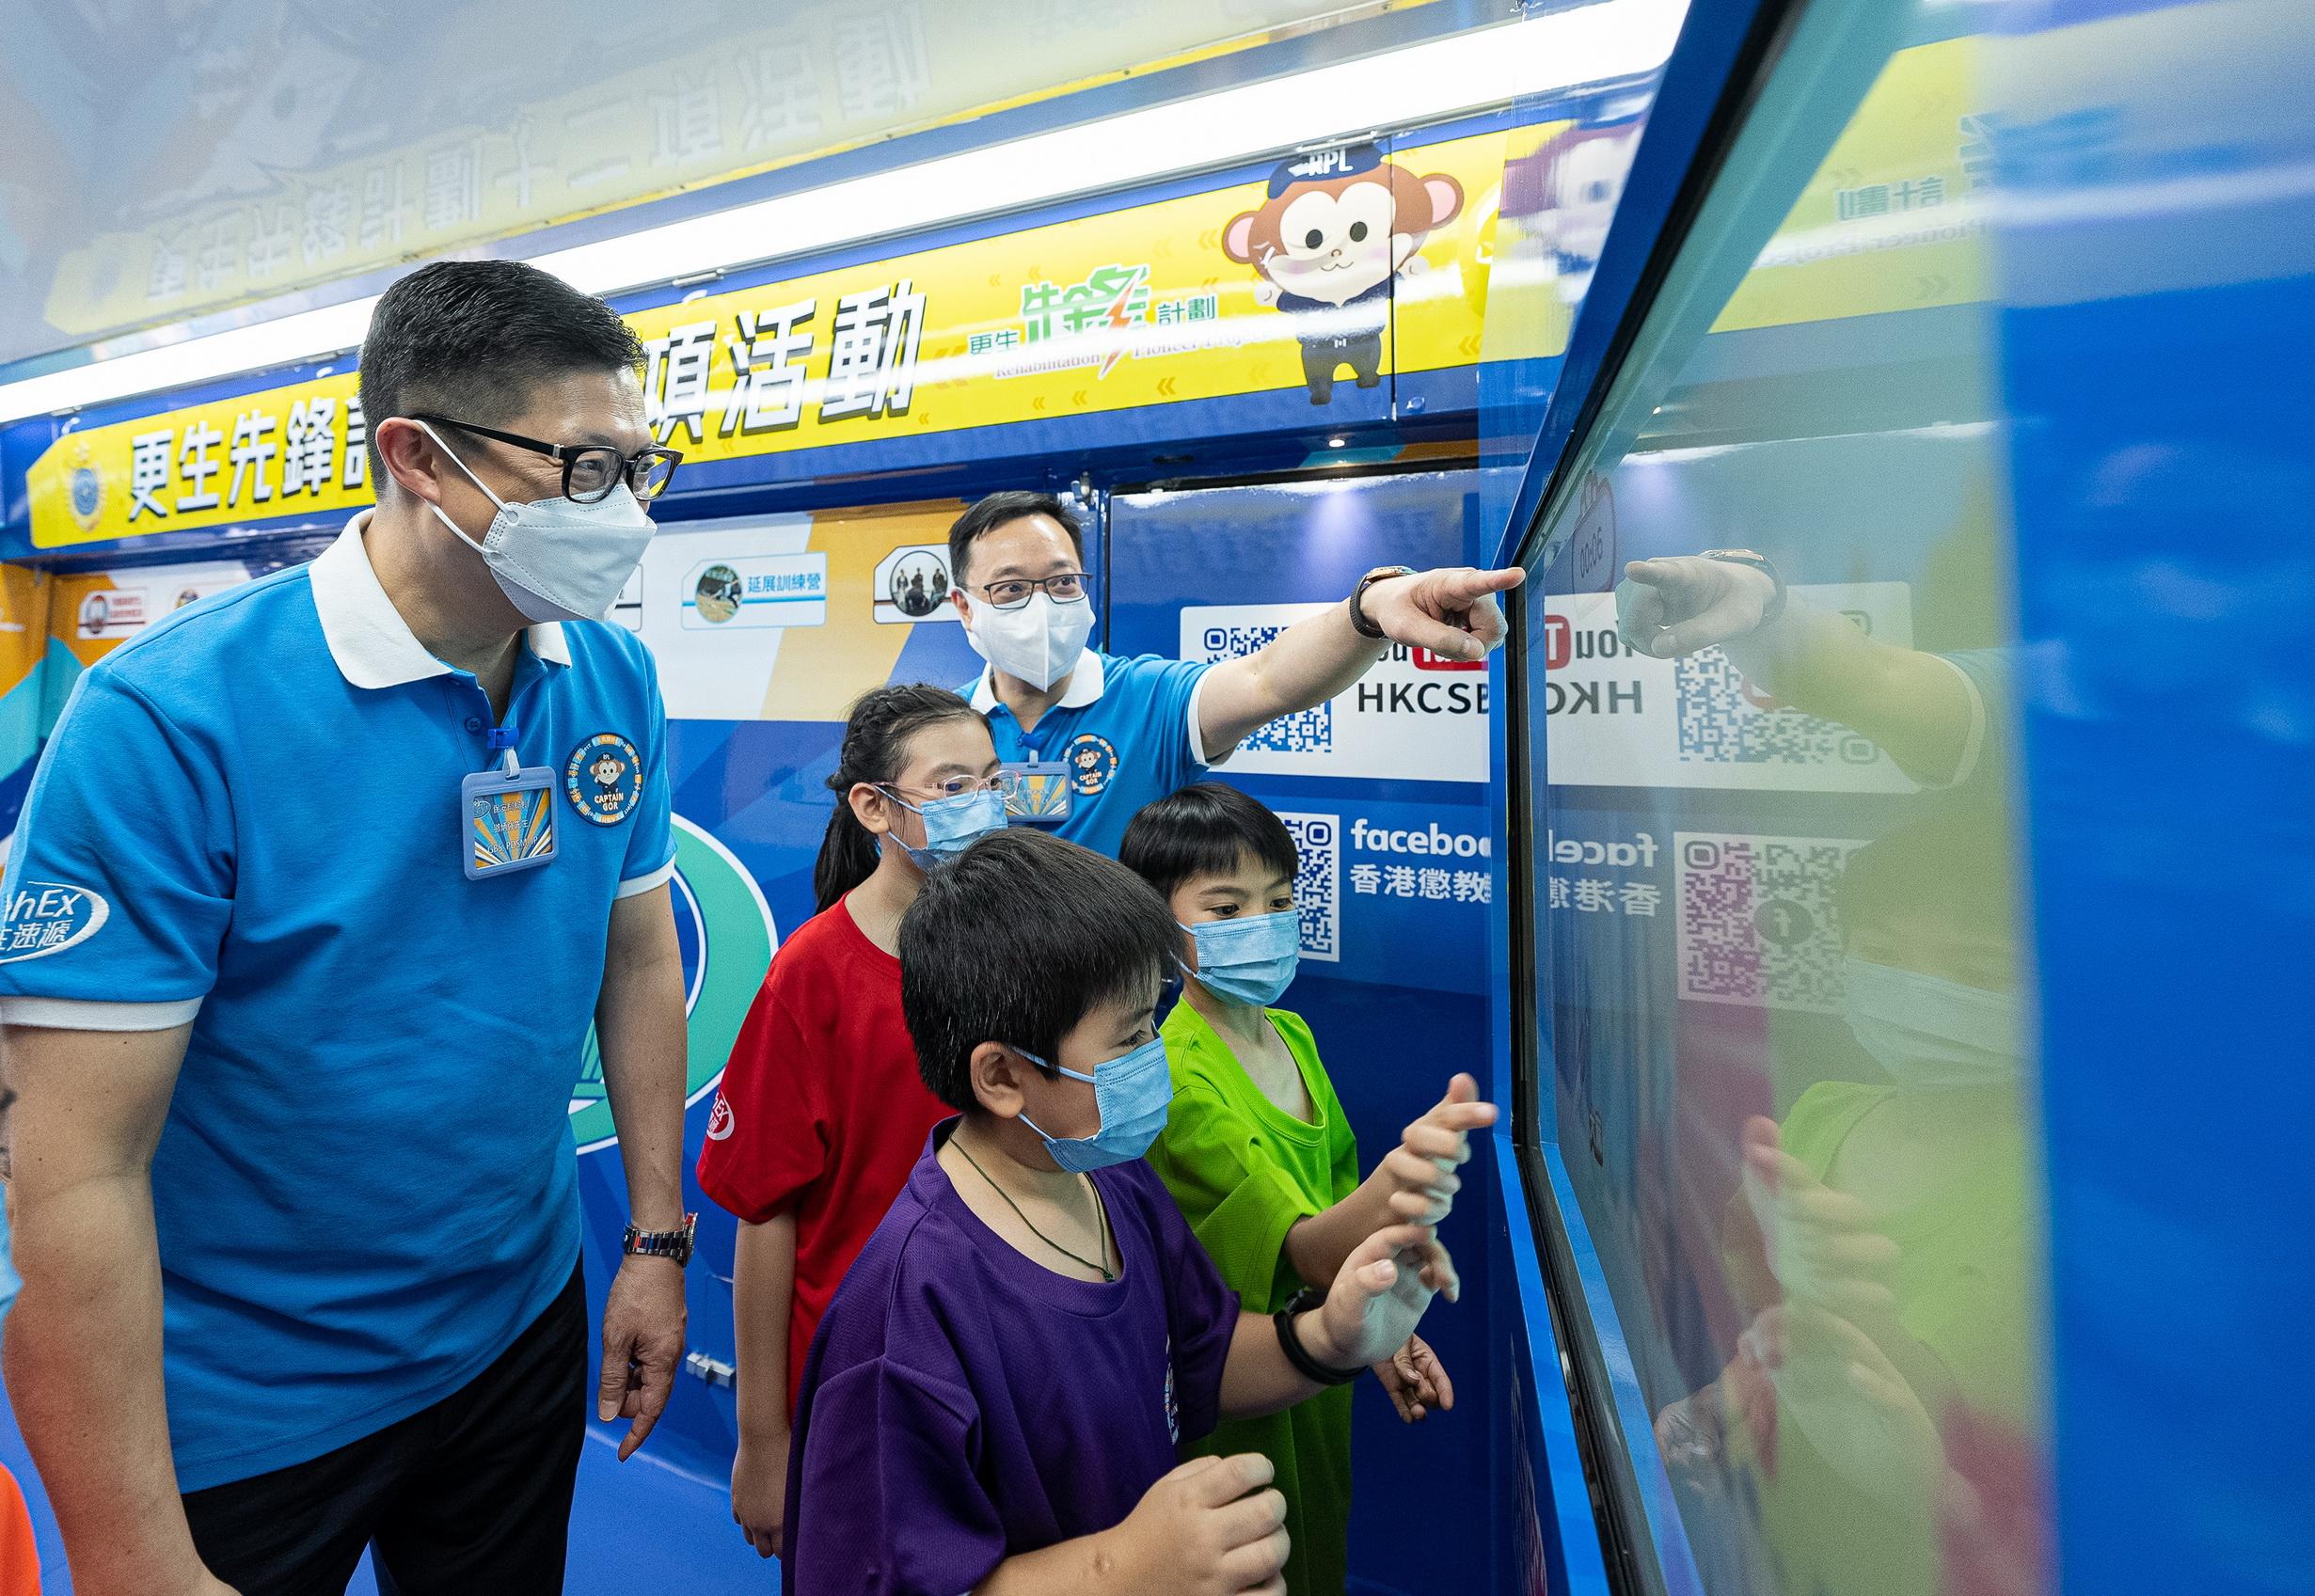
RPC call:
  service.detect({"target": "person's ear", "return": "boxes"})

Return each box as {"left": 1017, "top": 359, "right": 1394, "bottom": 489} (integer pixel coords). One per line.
{"left": 373, "top": 416, "right": 456, "bottom": 506}
{"left": 848, "top": 782, "right": 898, "bottom": 839}
{"left": 948, "top": 585, "right": 974, "bottom": 626}
{"left": 971, "top": 1042, "right": 1030, "bottom": 1119}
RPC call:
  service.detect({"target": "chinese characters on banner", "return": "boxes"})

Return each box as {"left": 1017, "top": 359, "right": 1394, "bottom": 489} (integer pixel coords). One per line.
{"left": 29, "top": 123, "right": 1514, "bottom": 548}
{"left": 31, "top": 372, "right": 373, "bottom": 548}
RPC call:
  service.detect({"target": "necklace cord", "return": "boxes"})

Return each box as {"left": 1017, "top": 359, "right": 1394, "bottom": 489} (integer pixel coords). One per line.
{"left": 953, "top": 1134, "right": 1116, "bottom": 1282}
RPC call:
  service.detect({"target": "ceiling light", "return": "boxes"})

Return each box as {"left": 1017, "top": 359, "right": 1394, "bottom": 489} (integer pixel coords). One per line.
{"left": 0, "top": 0, "right": 1686, "bottom": 425}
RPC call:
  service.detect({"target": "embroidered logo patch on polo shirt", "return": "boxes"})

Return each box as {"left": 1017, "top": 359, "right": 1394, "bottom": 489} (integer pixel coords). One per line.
{"left": 1065, "top": 733, "right": 1119, "bottom": 797}
{"left": 565, "top": 733, "right": 643, "bottom": 825}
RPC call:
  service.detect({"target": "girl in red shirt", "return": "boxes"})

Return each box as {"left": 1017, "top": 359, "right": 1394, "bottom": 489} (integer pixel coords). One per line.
{"left": 697, "top": 684, "right": 1005, "bottom": 1557}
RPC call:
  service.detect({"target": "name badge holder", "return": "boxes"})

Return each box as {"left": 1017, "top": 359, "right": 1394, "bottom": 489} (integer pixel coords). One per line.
{"left": 1001, "top": 725, "right": 1072, "bottom": 825}
{"left": 462, "top": 727, "right": 559, "bottom": 880}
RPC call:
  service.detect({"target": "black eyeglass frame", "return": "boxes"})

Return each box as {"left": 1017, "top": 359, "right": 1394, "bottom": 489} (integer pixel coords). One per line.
{"left": 970, "top": 571, "right": 1095, "bottom": 611}
{"left": 408, "top": 412, "right": 685, "bottom": 505}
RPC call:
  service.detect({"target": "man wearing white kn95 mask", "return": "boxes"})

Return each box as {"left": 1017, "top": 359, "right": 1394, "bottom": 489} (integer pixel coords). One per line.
{"left": 0, "top": 260, "right": 693, "bottom": 1596}
{"left": 947, "top": 490, "right": 1524, "bottom": 860}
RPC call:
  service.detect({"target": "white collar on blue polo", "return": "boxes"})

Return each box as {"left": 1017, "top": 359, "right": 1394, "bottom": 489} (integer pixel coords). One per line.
{"left": 310, "top": 512, "right": 570, "bottom": 688}
{"left": 967, "top": 649, "right": 1105, "bottom": 716}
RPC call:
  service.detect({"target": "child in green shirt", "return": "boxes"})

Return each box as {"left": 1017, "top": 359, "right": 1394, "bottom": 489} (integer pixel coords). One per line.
{"left": 1123, "top": 782, "right": 1498, "bottom": 1596}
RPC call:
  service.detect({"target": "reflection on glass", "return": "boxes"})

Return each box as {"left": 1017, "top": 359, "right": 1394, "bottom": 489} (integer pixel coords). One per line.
{"left": 0, "top": 0, "right": 1361, "bottom": 366}
{"left": 1519, "top": 7, "right": 2049, "bottom": 1596}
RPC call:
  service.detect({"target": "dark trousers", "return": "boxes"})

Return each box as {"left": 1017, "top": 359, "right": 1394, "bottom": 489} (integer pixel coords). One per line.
{"left": 182, "top": 1265, "right": 586, "bottom": 1596}
{"left": 1300, "top": 329, "right": 1384, "bottom": 403}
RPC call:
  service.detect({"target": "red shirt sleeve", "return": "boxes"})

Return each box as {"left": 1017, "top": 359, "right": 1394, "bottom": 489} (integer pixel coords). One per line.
{"left": 697, "top": 969, "right": 832, "bottom": 1224}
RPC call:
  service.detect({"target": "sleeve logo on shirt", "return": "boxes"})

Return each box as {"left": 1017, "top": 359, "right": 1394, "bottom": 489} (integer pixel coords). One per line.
{"left": 706, "top": 1092, "right": 736, "bottom": 1142}
{"left": 1164, "top": 1335, "right": 1180, "bottom": 1444}
{"left": 564, "top": 733, "right": 643, "bottom": 826}
{"left": 0, "top": 881, "right": 110, "bottom": 963}
{"left": 1065, "top": 733, "right": 1119, "bottom": 797}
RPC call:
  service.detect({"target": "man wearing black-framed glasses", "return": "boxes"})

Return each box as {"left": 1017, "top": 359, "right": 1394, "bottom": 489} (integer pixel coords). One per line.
{"left": 948, "top": 491, "right": 1524, "bottom": 860}
{"left": 0, "top": 260, "right": 691, "bottom": 1596}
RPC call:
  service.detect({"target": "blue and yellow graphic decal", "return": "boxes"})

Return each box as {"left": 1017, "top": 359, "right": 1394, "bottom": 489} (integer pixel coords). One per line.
{"left": 469, "top": 784, "right": 556, "bottom": 875}
{"left": 1004, "top": 763, "right": 1074, "bottom": 822}
{"left": 569, "top": 816, "right": 777, "bottom": 1154}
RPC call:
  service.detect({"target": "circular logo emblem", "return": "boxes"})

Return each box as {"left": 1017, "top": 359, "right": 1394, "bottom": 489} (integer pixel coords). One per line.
{"left": 564, "top": 733, "right": 643, "bottom": 825}
{"left": 1065, "top": 733, "right": 1118, "bottom": 797}
{"left": 0, "top": 879, "right": 110, "bottom": 965}
{"left": 706, "top": 1094, "right": 736, "bottom": 1141}
{"left": 693, "top": 563, "right": 742, "bottom": 624}
{"left": 69, "top": 466, "right": 103, "bottom": 528}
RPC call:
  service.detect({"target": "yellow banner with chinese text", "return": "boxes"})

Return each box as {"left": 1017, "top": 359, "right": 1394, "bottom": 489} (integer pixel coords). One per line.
{"left": 27, "top": 129, "right": 1510, "bottom": 549}
{"left": 26, "top": 374, "right": 370, "bottom": 551}
{"left": 1712, "top": 35, "right": 1986, "bottom": 332}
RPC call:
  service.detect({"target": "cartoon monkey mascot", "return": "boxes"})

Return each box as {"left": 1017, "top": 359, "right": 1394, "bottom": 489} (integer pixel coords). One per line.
{"left": 1224, "top": 143, "right": 1464, "bottom": 404}
{"left": 1501, "top": 119, "right": 1641, "bottom": 306}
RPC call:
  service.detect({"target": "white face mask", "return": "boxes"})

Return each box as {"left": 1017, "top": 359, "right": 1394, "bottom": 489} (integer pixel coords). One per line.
{"left": 1842, "top": 955, "right": 2023, "bottom": 1091}
{"left": 963, "top": 591, "right": 1094, "bottom": 691}
{"left": 419, "top": 421, "right": 656, "bottom": 624}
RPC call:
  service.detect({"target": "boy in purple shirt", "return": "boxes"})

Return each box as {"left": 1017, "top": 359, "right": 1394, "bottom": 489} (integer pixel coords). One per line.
{"left": 784, "top": 829, "right": 1475, "bottom": 1595}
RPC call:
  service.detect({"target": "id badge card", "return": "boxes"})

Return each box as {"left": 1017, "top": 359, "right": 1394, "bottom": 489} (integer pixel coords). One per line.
{"left": 1001, "top": 760, "right": 1072, "bottom": 826}
{"left": 462, "top": 766, "right": 559, "bottom": 879}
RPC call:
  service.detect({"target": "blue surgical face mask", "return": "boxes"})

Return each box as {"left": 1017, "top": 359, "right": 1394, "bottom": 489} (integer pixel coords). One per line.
{"left": 882, "top": 785, "right": 1007, "bottom": 873}
{"left": 1842, "top": 956, "right": 2022, "bottom": 1091}
{"left": 0, "top": 1193, "right": 18, "bottom": 1328}
{"left": 1015, "top": 1035, "right": 1173, "bottom": 1174}
{"left": 1180, "top": 909, "right": 1301, "bottom": 1008}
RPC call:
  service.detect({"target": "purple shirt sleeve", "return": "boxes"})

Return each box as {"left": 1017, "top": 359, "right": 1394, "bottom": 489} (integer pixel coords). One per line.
{"left": 1150, "top": 1165, "right": 1244, "bottom": 1445}
{"left": 786, "top": 1355, "right": 1003, "bottom": 1596}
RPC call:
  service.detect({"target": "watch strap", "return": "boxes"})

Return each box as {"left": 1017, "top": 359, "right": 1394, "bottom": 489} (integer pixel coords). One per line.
{"left": 1348, "top": 564, "right": 1417, "bottom": 641}
{"left": 623, "top": 1212, "right": 698, "bottom": 1267}
{"left": 1700, "top": 548, "right": 1787, "bottom": 626}
{"left": 1275, "top": 1288, "right": 1364, "bottom": 1385}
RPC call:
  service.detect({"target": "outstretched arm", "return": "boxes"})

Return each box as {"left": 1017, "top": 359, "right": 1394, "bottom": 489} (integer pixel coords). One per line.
{"left": 1221, "top": 1224, "right": 1462, "bottom": 1419}
{"left": 1618, "top": 557, "right": 1978, "bottom": 785}
{"left": 1197, "top": 567, "right": 1525, "bottom": 757}
{"left": 1284, "top": 1074, "right": 1497, "bottom": 1288}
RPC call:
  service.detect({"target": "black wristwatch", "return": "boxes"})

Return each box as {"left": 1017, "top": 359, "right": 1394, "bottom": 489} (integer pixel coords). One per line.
{"left": 622, "top": 1213, "right": 698, "bottom": 1268}
{"left": 1275, "top": 1288, "right": 1364, "bottom": 1385}
{"left": 1347, "top": 564, "right": 1417, "bottom": 641}
{"left": 1700, "top": 548, "right": 1786, "bottom": 627}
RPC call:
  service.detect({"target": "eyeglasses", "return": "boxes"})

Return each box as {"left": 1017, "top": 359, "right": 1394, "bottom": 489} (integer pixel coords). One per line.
{"left": 881, "top": 773, "right": 1006, "bottom": 802}
{"left": 974, "top": 572, "right": 1091, "bottom": 610}
{"left": 410, "top": 414, "right": 684, "bottom": 505}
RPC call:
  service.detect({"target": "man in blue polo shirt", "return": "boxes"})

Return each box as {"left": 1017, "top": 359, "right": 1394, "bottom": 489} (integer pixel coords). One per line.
{"left": 948, "top": 491, "right": 1522, "bottom": 858}
{"left": 0, "top": 261, "right": 693, "bottom": 1596}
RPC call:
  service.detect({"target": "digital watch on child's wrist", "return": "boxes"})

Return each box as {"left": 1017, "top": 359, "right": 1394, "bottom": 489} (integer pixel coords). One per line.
{"left": 1275, "top": 1288, "right": 1365, "bottom": 1385}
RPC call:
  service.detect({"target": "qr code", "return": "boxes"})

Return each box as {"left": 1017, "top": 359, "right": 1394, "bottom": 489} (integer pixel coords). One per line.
{"left": 1275, "top": 811, "right": 1340, "bottom": 962}
{"left": 1673, "top": 646, "right": 1881, "bottom": 767}
{"left": 1674, "top": 831, "right": 1863, "bottom": 1012}
{"left": 1200, "top": 624, "right": 1333, "bottom": 753}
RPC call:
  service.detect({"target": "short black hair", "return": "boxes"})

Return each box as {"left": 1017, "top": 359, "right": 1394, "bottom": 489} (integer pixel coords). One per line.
{"left": 357, "top": 260, "right": 645, "bottom": 486}
{"left": 900, "top": 829, "right": 1177, "bottom": 1114}
{"left": 949, "top": 491, "right": 1084, "bottom": 587}
{"left": 1120, "top": 782, "right": 1300, "bottom": 904}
